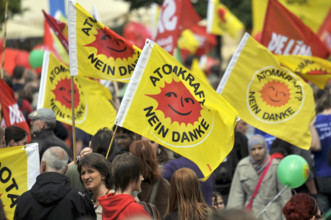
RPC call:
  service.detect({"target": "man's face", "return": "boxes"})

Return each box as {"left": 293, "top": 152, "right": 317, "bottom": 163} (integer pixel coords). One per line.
{"left": 115, "top": 130, "right": 134, "bottom": 151}
{"left": 250, "top": 144, "right": 266, "bottom": 161}
{"left": 30, "top": 119, "right": 43, "bottom": 135}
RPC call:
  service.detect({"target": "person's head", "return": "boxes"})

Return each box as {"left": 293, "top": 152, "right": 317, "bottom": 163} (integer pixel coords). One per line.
{"left": 316, "top": 92, "right": 331, "bottom": 114}
{"left": 90, "top": 127, "right": 114, "bottom": 157}
{"left": 78, "top": 153, "right": 112, "bottom": 191}
{"left": 0, "top": 126, "right": 5, "bottom": 148}
{"left": 111, "top": 153, "right": 143, "bottom": 193}
{"left": 208, "top": 208, "right": 258, "bottom": 220}
{"left": 169, "top": 168, "right": 207, "bottom": 219}
{"left": 248, "top": 135, "right": 268, "bottom": 162}
{"left": 12, "top": 66, "right": 25, "bottom": 81}
{"left": 235, "top": 119, "right": 248, "bottom": 135}
{"left": 114, "top": 127, "right": 139, "bottom": 152}
{"left": 283, "top": 193, "right": 323, "bottom": 220}
{"left": 212, "top": 192, "right": 224, "bottom": 211}
{"left": 129, "top": 139, "right": 161, "bottom": 182}
{"left": 4, "top": 126, "right": 28, "bottom": 147}
{"left": 28, "top": 108, "right": 56, "bottom": 135}
{"left": 40, "top": 146, "right": 69, "bottom": 174}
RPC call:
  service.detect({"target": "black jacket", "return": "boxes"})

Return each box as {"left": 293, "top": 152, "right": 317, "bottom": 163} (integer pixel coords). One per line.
{"left": 30, "top": 129, "right": 72, "bottom": 159}
{"left": 14, "top": 172, "right": 96, "bottom": 220}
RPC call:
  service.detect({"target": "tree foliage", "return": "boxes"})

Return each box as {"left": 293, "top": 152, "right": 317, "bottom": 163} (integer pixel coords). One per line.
{"left": 0, "top": 0, "right": 23, "bottom": 29}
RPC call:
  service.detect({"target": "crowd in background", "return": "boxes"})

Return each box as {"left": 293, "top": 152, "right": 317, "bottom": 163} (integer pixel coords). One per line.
{"left": 1, "top": 59, "right": 331, "bottom": 220}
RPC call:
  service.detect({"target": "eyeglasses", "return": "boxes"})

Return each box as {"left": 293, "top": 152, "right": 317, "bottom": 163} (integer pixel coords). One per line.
{"left": 310, "top": 198, "right": 323, "bottom": 219}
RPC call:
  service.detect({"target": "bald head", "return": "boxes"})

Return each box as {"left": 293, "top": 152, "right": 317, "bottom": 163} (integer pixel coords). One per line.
{"left": 41, "top": 147, "right": 69, "bottom": 174}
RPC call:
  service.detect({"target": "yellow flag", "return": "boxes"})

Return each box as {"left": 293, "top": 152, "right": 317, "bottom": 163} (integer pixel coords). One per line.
{"left": 277, "top": 55, "right": 331, "bottom": 89}
{"left": 252, "top": 0, "right": 331, "bottom": 36}
{"left": 68, "top": 0, "right": 141, "bottom": 82}
{"left": 217, "top": 33, "right": 315, "bottom": 150}
{"left": 190, "top": 58, "right": 210, "bottom": 87}
{"left": 38, "top": 51, "right": 116, "bottom": 135}
{"left": 178, "top": 29, "right": 200, "bottom": 54}
{"left": 207, "top": 0, "right": 244, "bottom": 38}
{"left": 115, "top": 40, "right": 238, "bottom": 180}
{"left": 0, "top": 144, "right": 39, "bottom": 220}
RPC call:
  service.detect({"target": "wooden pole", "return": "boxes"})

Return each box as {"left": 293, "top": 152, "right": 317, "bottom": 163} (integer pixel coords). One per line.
{"left": 106, "top": 125, "right": 117, "bottom": 159}
{"left": 71, "top": 76, "right": 77, "bottom": 163}
{"left": 1, "top": 0, "right": 9, "bottom": 79}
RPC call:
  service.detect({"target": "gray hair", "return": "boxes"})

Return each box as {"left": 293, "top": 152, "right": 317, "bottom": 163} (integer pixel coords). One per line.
{"left": 42, "top": 147, "right": 69, "bottom": 173}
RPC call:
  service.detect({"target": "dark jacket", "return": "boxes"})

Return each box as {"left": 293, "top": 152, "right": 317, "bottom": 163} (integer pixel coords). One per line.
{"left": 14, "top": 172, "right": 96, "bottom": 220}
{"left": 30, "top": 129, "right": 72, "bottom": 159}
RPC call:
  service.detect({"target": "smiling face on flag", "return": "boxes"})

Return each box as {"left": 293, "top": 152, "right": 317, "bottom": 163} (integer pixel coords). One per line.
{"left": 71, "top": 2, "right": 141, "bottom": 82}
{"left": 247, "top": 67, "right": 305, "bottom": 124}
{"left": 46, "top": 65, "right": 87, "bottom": 123}
{"left": 85, "top": 27, "right": 135, "bottom": 60}
{"left": 52, "top": 78, "right": 80, "bottom": 109}
{"left": 147, "top": 80, "right": 202, "bottom": 126}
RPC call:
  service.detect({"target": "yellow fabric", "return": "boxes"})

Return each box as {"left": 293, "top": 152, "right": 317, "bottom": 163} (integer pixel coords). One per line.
{"left": 39, "top": 52, "right": 116, "bottom": 135}
{"left": 276, "top": 55, "right": 331, "bottom": 89}
{"left": 115, "top": 40, "right": 238, "bottom": 180}
{"left": 0, "top": 146, "right": 28, "bottom": 220}
{"left": 190, "top": 58, "right": 211, "bottom": 87}
{"left": 68, "top": 1, "right": 141, "bottom": 82}
{"left": 252, "top": 0, "right": 331, "bottom": 36}
{"left": 207, "top": 0, "right": 244, "bottom": 38}
{"left": 217, "top": 34, "right": 315, "bottom": 150}
{"left": 178, "top": 29, "right": 200, "bottom": 54}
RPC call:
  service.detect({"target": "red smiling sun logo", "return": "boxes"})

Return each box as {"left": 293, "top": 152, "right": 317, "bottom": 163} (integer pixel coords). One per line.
{"left": 260, "top": 81, "right": 290, "bottom": 107}
{"left": 85, "top": 27, "right": 135, "bottom": 60}
{"left": 52, "top": 78, "right": 80, "bottom": 109}
{"left": 147, "top": 80, "right": 202, "bottom": 126}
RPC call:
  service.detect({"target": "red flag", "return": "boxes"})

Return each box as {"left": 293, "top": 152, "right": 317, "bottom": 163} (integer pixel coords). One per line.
{"left": 318, "top": 9, "right": 331, "bottom": 51}
{"left": 0, "top": 79, "right": 30, "bottom": 139}
{"left": 260, "top": 0, "right": 330, "bottom": 58}
{"left": 42, "top": 10, "right": 68, "bottom": 52}
{"left": 154, "top": 0, "right": 201, "bottom": 54}
{"left": 190, "top": 24, "right": 217, "bottom": 56}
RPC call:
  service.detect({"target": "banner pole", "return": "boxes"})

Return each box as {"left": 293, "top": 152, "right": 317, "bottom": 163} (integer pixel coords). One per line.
{"left": 1, "top": 0, "right": 9, "bottom": 79}
{"left": 257, "top": 184, "right": 289, "bottom": 217}
{"left": 71, "top": 76, "right": 77, "bottom": 163}
{"left": 106, "top": 125, "right": 117, "bottom": 159}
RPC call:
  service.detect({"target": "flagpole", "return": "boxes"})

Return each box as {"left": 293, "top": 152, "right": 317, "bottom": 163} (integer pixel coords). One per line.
{"left": 106, "top": 125, "right": 117, "bottom": 159}
{"left": 1, "top": 0, "right": 9, "bottom": 79}
{"left": 71, "top": 76, "right": 77, "bottom": 163}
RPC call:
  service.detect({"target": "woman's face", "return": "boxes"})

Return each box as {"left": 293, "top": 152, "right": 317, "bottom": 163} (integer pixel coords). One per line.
{"left": 250, "top": 144, "right": 266, "bottom": 161}
{"left": 212, "top": 195, "right": 224, "bottom": 211}
{"left": 80, "top": 166, "right": 105, "bottom": 191}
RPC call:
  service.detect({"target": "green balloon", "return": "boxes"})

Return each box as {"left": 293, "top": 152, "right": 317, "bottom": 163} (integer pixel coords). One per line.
{"left": 29, "top": 50, "right": 44, "bottom": 68}
{"left": 277, "top": 155, "right": 309, "bottom": 188}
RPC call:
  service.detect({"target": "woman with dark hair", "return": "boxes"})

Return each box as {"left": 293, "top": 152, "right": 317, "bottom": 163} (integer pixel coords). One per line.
{"left": 78, "top": 153, "right": 113, "bottom": 220}
{"left": 99, "top": 153, "right": 150, "bottom": 220}
{"left": 165, "top": 168, "right": 211, "bottom": 220}
{"left": 282, "top": 193, "right": 323, "bottom": 220}
{"left": 130, "top": 140, "right": 170, "bottom": 217}
{"left": 227, "top": 135, "right": 292, "bottom": 220}
{"left": 5, "top": 125, "right": 28, "bottom": 147}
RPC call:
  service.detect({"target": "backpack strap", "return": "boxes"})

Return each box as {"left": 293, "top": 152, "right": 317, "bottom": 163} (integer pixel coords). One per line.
{"left": 246, "top": 158, "right": 274, "bottom": 210}
{"left": 148, "top": 179, "right": 160, "bottom": 204}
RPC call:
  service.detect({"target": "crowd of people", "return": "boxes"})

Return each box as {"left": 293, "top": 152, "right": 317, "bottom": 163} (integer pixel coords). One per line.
{"left": 1, "top": 62, "right": 331, "bottom": 220}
